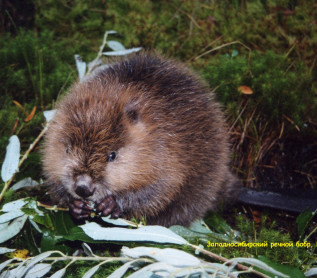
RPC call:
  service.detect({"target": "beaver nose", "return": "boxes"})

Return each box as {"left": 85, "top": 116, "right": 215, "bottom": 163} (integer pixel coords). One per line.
{"left": 74, "top": 174, "right": 95, "bottom": 198}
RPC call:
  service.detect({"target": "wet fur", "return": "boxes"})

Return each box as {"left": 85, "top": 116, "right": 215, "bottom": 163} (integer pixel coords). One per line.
{"left": 42, "top": 52, "right": 240, "bottom": 227}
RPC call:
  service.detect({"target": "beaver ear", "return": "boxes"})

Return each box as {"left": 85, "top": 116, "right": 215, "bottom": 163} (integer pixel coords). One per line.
{"left": 124, "top": 104, "right": 139, "bottom": 123}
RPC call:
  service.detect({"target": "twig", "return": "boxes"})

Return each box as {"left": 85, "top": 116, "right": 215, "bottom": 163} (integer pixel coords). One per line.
{"left": 86, "top": 30, "right": 111, "bottom": 75}
{"left": 37, "top": 201, "right": 69, "bottom": 212}
{"left": 282, "top": 114, "right": 300, "bottom": 131}
{"left": 195, "top": 40, "right": 251, "bottom": 61}
{"left": 191, "top": 40, "right": 253, "bottom": 77}
{"left": 189, "top": 244, "right": 270, "bottom": 277}
{"left": 304, "top": 225, "right": 317, "bottom": 242}
{"left": 186, "top": 36, "right": 222, "bottom": 63}
{"left": 229, "top": 99, "right": 248, "bottom": 133}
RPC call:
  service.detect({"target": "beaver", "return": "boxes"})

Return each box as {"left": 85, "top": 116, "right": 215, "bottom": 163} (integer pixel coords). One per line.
{"left": 42, "top": 52, "right": 240, "bottom": 227}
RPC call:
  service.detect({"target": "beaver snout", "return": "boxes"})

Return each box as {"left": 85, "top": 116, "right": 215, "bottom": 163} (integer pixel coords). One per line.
{"left": 74, "top": 174, "right": 95, "bottom": 198}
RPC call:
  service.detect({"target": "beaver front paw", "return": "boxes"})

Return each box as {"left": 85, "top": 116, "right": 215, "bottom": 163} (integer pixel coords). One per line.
{"left": 68, "top": 195, "right": 93, "bottom": 220}
{"left": 96, "top": 195, "right": 121, "bottom": 219}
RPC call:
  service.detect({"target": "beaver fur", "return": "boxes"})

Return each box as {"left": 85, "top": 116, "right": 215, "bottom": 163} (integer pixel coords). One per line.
{"left": 42, "top": 52, "right": 240, "bottom": 227}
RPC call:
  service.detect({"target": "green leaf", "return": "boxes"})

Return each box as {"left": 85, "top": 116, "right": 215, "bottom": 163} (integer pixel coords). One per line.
{"left": 169, "top": 225, "right": 209, "bottom": 240}
{"left": 39, "top": 212, "right": 76, "bottom": 252}
{"left": 232, "top": 49, "right": 239, "bottom": 57}
{"left": 32, "top": 213, "right": 54, "bottom": 230}
{"left": 204, "top": 212, "right": 235, "bottom": 235}
{"left": 170, "top": 220, "right": 237, "bottom": 243}
{"left": 52, "top": 211, "right": 76, "bottom": 235}
{"left": 257, "top": 256, "right": 305, "bottom": 278}
{"left": 21, "top": 207, "right": 54, "bottom": 230}
{"left": 40, "top": 231, "right": 63, "bottom": 252}
{"left": 64, "top": 226, "right": 99, "bottom": 243}
{"left": 296, "top": 209, "right": 315, "bottom": 241}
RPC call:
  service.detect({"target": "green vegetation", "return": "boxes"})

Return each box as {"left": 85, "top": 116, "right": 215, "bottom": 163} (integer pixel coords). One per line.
{"left": 1, "top": 0, "right": 315, "bottom": 186}
{"left": 201, "top": 51, "right": 315, "bottom": 185}
{"left": 0, "top": 30, "right": 76, "bottom": 179}
{"left": 0, "top": 0, "right": 316, "bottom": 276}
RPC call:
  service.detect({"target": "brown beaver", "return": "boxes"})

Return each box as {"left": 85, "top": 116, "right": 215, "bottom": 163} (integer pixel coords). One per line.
{"left": 42, "top": 52, "right": 240, "bottom": 227}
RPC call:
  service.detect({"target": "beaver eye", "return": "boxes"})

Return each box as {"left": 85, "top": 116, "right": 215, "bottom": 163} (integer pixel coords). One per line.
{"left": 65, "top": 146, "right": 69, "bottom": 154}
{"left": 108, "top": 152, "right": 116, "bottom": 162}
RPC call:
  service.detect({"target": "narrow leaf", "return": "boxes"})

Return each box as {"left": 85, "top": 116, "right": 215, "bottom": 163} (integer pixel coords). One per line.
{"left": 107, "top": 40, "right": 125, "bottom": 51}
{"left": 228, "top": 257, "right": 290, "bottom": 278}
{"left": 296, "top": 209, "right": 315, "bottom": 241}
{"left": 108, "top": 260, "right": 136, "bottom": 278}
{"left": 124, "top": 269, "right": 153, "bottom": 278}
{"left": 25, "top": 263, "right": 51, "bottom": 278}
{"left": 29, "top": 218, "right": 43, "bottom": 234}
{"left": 80, "top": 222, "right": 188, "bottom": 245}
{"left": 82, "top": 264, "right": 100, "bottom": 278}
{"left": 2, "top": 199, "right": 27, "bottom": 212}
{"left": 231, "top": 50, "right": 239, "bottom": 57}
{"left": 13, "top": 100, "right": 28, "bottom": 116}
{"left": 0, "top": 223, "right": 9, "bottom": 232}
{"left": 50, "top": 268, "right": 66, "bottom": 278}
{"left": 257, "top": 255, "right": 304, "bottom": 278}
{"left": 11, "top": 177, "right": 39, "bottom": 191}
{"left": 169, "top": 225, "right": 209, "bottom": 240}
{"left": 0, "top": 266, "right": 21, "bottom": 278}
{"left": 305, "top": 268, "right": 317, "bottom": 277}
{"left": 133, "top": 262, "right": 201, "bottom": 277}
{"left": 1, "top": 135, "right": 20, "bottom": 182}
{"left": 139, "top": 262, "right": 179, "bottom": 276}
{"left": 0, "top": 214, "right": 28, "bottom": 244}
{"left": 106, "top": 30, "right": 117, "bottom": 34}
{"left": 101, "top": 216, "right": 138, "bottom": 227}
{"left": 204, "top": 213, "right": 235, "bottom": 235}
{"left": 16, "top": 251, "right": 56, "bottom": 277}
{"left": 43, "top": 110, "right": 56, "bottom": 122}
{"left": 103, "top": 47, "right": 142, "bottom": 56}
{"left": 122, "top": 247, "right": 200, "bottom": 267}
{"left": 74, "top": 54, "right": 86, "bottom": 80}
{"left": 24, "top": 106, "right": 36, "bottom": 122}
{"left": 0, "top": 210, "right": 25, "bottom": 223}
{"left": 0, "top": 258, "right": 15, "bottom": 273}
{"left": 87, "top": 58, "right": 102, "bottom": 72}
{"left": 82, "top": 243, "right": 94, "bottom": 257}
{"left": 0, "top": 248, "right": 16, "bottom": 255}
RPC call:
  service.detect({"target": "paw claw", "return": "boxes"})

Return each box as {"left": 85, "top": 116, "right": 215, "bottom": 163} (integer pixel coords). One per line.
{"left": 68, "top": 195, "right": 93, "bottom": 220}
{"left": 96, "top": 195, "right": 121, "bottom": 217}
